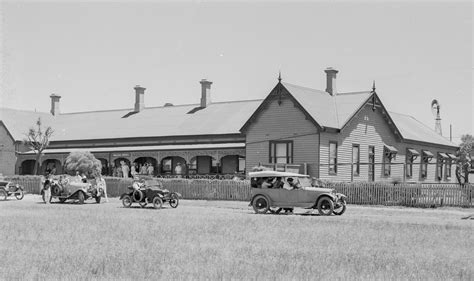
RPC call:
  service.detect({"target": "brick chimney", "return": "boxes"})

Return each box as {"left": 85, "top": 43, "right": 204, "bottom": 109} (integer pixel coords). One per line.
{"left": 50, "top": 94, "right": 61, "bottom": 116}
{"left": 134, "top": 85, "right": 146, "bottom": 112}
{"left": 200, "top": 79, "right": 212, "bottom": 108}
{"left": 325, "top": 67, "right": 339, "bottom": 96}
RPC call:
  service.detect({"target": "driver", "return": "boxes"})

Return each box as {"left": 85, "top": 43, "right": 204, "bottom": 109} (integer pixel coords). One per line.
{"left": 132, "top": 177, "right": 144, "bottom": 191}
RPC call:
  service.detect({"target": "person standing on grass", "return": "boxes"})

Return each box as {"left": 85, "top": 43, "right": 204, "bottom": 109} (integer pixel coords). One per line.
{"left": 147, "top": 163, "right": 154, "bottom": 176}
{"left": 121, "top": 161, "right": 130, "bottom": 178}
{"left": 95, "top": 174, "right": 108, "bottom": 203}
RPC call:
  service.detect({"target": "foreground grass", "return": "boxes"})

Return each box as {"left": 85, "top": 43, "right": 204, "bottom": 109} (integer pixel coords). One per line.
{"left": 0, "top": 196, "right": 473, "bottom": 280}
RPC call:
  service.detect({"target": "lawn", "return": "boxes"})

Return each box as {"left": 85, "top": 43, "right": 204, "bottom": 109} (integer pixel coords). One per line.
{"left": 0, "top": 195, "right": 473, "bottom": 280}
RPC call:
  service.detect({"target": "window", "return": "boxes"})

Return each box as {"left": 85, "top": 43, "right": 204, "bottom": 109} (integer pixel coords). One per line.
{"left": 436, "top": 153, "right": 448, "bottom": 181}
{"left": 269, "top": 141, "right": 293, "bottom": 164}
{"left": 445, "top": 153, "right": 457, "bottom": 180}
{"left": 329, "top": 142, "right": 338, "bottom": 174}
{"left": 368, "top": 146, "right": 375, "bottom": 182}
{"left": 405, "top": 148, "right": 419, "bottom": 178}
{"left": 383, "top": 145, "right": 398, "bottom": 177}
{"left": 352, "top": 144, "right": 360, "bottom": 176}
{"left": 420, "top": 150, "right": 433, "bottom": 179}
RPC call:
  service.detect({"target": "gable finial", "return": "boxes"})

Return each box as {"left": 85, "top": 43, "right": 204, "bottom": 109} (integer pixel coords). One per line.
{"left": 372, "top": 80, "right": 376, "bottom": 92}
{"left": 278, "top": 71, "right": 282, "bottom": 83}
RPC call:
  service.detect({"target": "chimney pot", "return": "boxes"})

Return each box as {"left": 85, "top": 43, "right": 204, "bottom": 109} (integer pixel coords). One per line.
{"left": 200, "top": 79, "right": 213, "bottom": 108}
{"left": 324, "top": 67, "right": 339, "bottom": 96}
{"left": 50, "top": 94, "right": 61, "bottom": 115}
{"left": 134, "top": 85, "right": 146, "bottom": 112}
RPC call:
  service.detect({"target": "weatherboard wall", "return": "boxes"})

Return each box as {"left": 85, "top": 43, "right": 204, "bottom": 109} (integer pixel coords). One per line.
{"left": 244, "top": 93, "right": 320, "bottom": 177}
{"left": 319, "top": 104, "right": 457, "bottom": 183}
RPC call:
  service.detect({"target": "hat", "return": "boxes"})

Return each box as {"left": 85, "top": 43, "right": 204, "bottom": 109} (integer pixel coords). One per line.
{"left": 287, "top": 178, "right": 294, "bottom": 182}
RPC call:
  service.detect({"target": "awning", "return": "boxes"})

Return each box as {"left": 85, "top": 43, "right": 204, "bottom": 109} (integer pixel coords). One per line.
{"left": 422, "top": 150, "right": 434, "bottom": 158}
{"left": 447, "top": 153, "right": 458, "bottom": 160}
{"left": 21, "top": 143, "right": 246, "bottom": 155}
{"left": 384, "top": 145, "right": 398, "bottom": 153}
{"left": 438, "top": 153, "right": 449, "bottom": 159}
{"left": 407, "top": 148, "right": 420, "bottom": 156}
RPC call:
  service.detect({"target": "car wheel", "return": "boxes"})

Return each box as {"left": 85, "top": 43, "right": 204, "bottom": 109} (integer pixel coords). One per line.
{"left": 252, "top": 195, "right": 270, "bottom": 214}
{"left": 0, "top": 190, "right": 7, "bottom": 201}
{"left": 317, "top": 197, "right": 334, "bottom": 216}
{"left": 153, "top": 197, "right": 163, "bottom": 209}
{"left": 15, "top": 189, "right": 24, "bottom": 200}
{"left": 52, "top": 185, "right": 61, "bottom": 196}
{"left": 169, "top": 193, "right": 179, "bottom": 208}
{"left": 122, "top": 195, "right": 132, "bottom": 208}
{"left": 333, "top": 200, "right": 346, "bottom": 216}
{"left": 95, "top": 196, "right": 101, "bottom": 204}
{"left": 77, "top": 191, "right": 85, "bottom": 204}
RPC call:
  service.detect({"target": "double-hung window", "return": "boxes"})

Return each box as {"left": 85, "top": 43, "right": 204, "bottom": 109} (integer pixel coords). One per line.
{"left": 420, "top": 150, "right": 433, "bottom": 179}
{"left": 352, "top": 144, "right": 360, "bottom": 177}
{"left": 406, "top": 148, "right": 419, "bottom": 178}
{"left": 383, "top": 145, "right": 398, "bottom": 177}
{"left": 329, "top": 141, "right": 338, "bottom": 174}
{"left": 269, "top": 141, "right": 293, "bottom": 164}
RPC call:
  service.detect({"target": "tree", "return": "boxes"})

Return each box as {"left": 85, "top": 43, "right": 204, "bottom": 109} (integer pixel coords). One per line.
{"left": 23, "top": 118, "right": 54, "bottom": 175}
{"left": 64, "top": 151, "right": 102, "bottom": 178}
{"left": 455, "top": 134, "right": 473, "bottom": 184}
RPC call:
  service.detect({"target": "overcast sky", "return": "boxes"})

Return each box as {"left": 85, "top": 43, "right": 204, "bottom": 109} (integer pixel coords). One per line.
{"left": 1, "top": 1, "right": 472, "bottom": 143}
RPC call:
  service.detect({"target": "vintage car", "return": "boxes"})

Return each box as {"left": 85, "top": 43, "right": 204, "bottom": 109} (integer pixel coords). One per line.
{"left": 41, "top": 175, "right": 103, "bottom": 204}
{"left": 0, "top": 180, "right": 24, "bottom": 201}
{"left": 120, "top": 179, "right": 181, "bottom": 209}
{"left": 249, "top": 171, "right": 347, "bottom": 216}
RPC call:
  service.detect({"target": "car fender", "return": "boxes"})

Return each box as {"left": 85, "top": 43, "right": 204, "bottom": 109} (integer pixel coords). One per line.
{"left": 315, "top": 194, "right": 336, "bottom": 207}
{"left": 172, "top": 192, "right": 182, "bottom": 198}
{"left": 250, "top": 193, "right": 272, "bottom": 206}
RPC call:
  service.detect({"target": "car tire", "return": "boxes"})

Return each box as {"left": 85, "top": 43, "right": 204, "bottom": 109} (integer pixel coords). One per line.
{"left": 77, "top": 191, "right": 85, "bottom": 204}
{"left": 317, "top": 197, "right": 334, "bottom": 216}
{"left": 169, "top": 193, "right": 179, "bottom": 208}
{"left": 252, "top": 195, "right": 270, "bottom": 214}
{"left": 133, "top": 190, "right": 144, "bottom": 202}
{"left": 122, "top": 195, "right": 132, "bottom": 208}
{"left": 52, "top": 185, "right": 61, "bottom": 196}
{"left": 153, "top": 197, "right": 163, "bottom": 209}
{"left": 0, "top": 190, "right": 7, "bottom": 201}
{"left": 333, "top": 200, "right": 346, "bottom": 216}
{"left": 15, "top": 189, "right": 24, "bottom": 200}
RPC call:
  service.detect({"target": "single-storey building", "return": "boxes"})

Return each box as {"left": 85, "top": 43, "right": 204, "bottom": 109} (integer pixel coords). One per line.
{"left": 0, "top": 68, "right": 459, "bottom": 182}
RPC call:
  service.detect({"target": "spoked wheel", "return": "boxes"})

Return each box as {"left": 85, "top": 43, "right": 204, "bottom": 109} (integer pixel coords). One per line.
{"left": 15, "top": 189, "right": 24, "bottom": 200}
{"left": 333, "top": 200, "right": 346, "bottom": 216}
{"left": 153, "top": 197, "right": 163, "bottom": 209}
{"left": 252, "top": 195, "right": 270, "bottom": 214}
{"left": 317, "top": 197, "right": 334, "bottom": 216}
{"left": 0, "top": 190, "right": 7, "bottom": 201}
{"left": 169, "top": 193, "right": 179, "bottom": 208}
{"left": 122, "top": 195, "right": 132, "bottom": 208}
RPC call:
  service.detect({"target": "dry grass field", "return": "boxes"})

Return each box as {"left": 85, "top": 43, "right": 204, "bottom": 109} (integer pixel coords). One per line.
{"left": 0, "top": 195, "right": 473, "bottom": 280}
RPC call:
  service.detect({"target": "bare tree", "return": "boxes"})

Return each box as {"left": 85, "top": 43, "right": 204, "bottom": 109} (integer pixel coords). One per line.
{"left": 23, "top": 118, "right": 54, "bottom": 175}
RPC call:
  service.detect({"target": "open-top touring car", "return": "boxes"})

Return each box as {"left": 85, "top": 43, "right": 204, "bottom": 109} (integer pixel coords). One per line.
{"left": 120, "top": 178, "right": 181, "bottom": 209}
{"left": 249, "top": 171, "right": 347, "bottom": 216}
{"left": 41, "top": 175, "right": 103, "bottom": 204}
{"left": 0, "top": 180, "right": 24, "bottom": 201}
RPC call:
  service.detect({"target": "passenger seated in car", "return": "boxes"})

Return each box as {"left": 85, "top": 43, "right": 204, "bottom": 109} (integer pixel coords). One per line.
{"left": 261, "top": 177, "right": 274, "bottom": 188}
{"left": 286, "top": 178, "right": 301, "bottom": 190}
{"left": 273, "top": 177, "right": 284, "bottom": 189}
{"left": 132, "top": 177, "right": 144, "bottom": 190}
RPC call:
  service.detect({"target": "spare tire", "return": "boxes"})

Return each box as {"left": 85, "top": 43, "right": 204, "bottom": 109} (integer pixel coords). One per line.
{"left": 132, "top": 189, "right": 144, "bottom": 202}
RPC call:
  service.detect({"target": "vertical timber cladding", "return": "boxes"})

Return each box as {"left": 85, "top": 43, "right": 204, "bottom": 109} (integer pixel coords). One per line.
{"left": 244, "top": 92, "right": 319, "bottom": 177}
{"left": 319, "top": 103, "right": 458, "bottom": 183}
{"left": 0, "top": 123, "right": 17, "bottom": 175}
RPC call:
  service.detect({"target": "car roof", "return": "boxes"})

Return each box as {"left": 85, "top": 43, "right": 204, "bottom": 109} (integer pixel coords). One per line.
{"left": 248, "top": 171, "right": 309, "bottom": 178}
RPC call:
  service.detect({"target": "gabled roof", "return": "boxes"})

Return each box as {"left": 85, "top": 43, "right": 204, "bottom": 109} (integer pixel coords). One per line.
{"left": 0, "top": 108, "right": 54, "bottom": 141}
{"left": 280, "top": 82, "right": 372, "bottom": 129}
{"left": 389, "top": 111, "right": 457, "bottom": 148}
{"left": 243, "top": 81, "right": 458, "bottom": 149}
{"left": 0, "top": 99, "right": 262, "bottom": 142}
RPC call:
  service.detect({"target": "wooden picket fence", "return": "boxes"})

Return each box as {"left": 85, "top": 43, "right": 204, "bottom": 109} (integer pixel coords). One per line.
{"left": 4, "top": 175, "right": 473, "bottom": 207}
